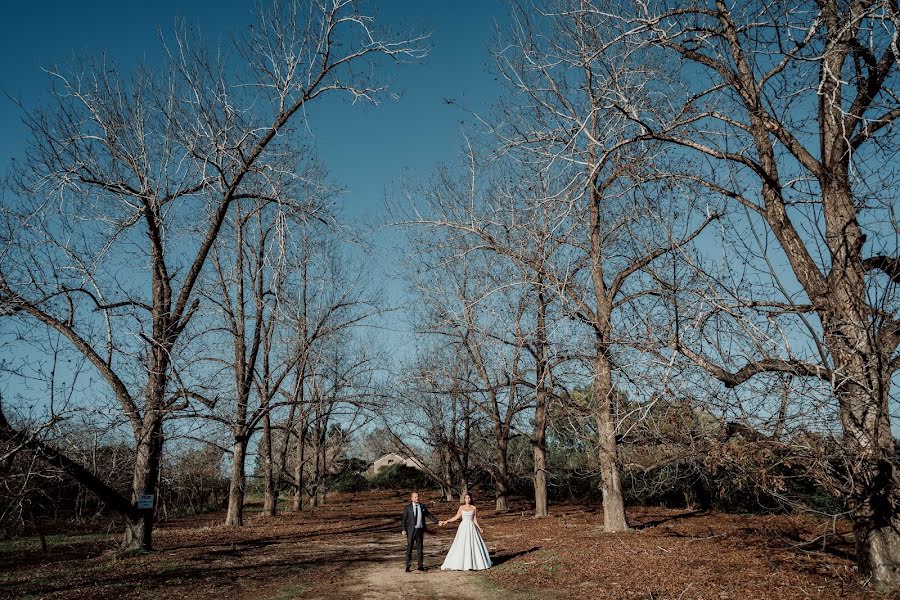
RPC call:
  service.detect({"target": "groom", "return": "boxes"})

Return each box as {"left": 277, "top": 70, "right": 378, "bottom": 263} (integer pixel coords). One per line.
{"left": 401, "top": 491, "right": 438, "bottom": 572}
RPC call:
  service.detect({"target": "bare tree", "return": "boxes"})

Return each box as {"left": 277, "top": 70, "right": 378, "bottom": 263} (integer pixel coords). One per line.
{"left": 613, "top": 0, "right": 900, "bottom": 588}
{"left": 0, "top": 0, "right": 424, "bottom": 551}
{"left": 398, "top": 1, "right": 724, "bottom": 531}
{"left": 206, "top": 186, "right": 328, "bottom": 526}
{"left": 300, "top": 332, "right": 381, "bottom": 506}
{"left": 385, "top": 346, "right": 479, "bottom": 501}
{"left": 459, "top": 267, "right": 532, "bottom": 512}
{"left": 398, "top": 177, "right": 539, "bottom": 510}
{"left": 401, "top": 130, "right": 715, "bottom": 534}
{"left": 268, "top": 231, "right": 383, "bottom": 512}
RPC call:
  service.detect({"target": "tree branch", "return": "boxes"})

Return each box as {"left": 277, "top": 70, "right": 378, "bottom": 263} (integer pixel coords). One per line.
{"left": 862, "top": 254, "right": 900, "bottom": 283}
{"left": 673, "top": 342, "right": 831, "bottom": 388}
{"left": 0, "top": 404, "right": 139, "bottom": 520}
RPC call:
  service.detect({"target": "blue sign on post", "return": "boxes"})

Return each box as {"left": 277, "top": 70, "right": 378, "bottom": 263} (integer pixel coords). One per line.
{"left": 137, "top": 495, "right": 155, "bottom": 510}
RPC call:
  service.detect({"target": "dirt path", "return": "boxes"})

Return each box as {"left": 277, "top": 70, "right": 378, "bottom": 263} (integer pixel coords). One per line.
{"left": 301, "top": 530, "right": 496, "bottom": 600}
{"left": 332, "top": 562, "right": 491, "bottom": 600}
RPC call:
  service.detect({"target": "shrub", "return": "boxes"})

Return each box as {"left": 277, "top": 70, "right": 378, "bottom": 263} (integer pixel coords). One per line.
{"left": 367, "top": 464, "right": 432, "bottom": 490}
{"left": 329, "top": 471, "right": 370, "bottom": 493}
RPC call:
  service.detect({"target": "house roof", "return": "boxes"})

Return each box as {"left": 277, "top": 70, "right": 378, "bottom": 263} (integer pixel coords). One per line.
{"left": 371, "top": 452, "right": 406, "bottom": 463}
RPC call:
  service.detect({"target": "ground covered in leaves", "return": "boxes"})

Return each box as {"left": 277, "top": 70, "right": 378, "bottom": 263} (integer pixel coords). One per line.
{"left": 0, "top": 490, "right": 892, "bottom": 599}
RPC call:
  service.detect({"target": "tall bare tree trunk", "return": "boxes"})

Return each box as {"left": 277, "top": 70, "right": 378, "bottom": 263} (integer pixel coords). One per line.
{"left": 440, "top": 446, "right": 454, "bottom": 501}
{"left": 819, "top": 157, "right": 900, "bottom": 588}
{"left": 261, "top": 412, "right": 276, "bottom": 516}
{"left": 225, "top": 432, "right": 248, "bottom": 527}
{"left": 494, "top": 435, "right": 510, "bottom": 512}
{"left": 316, "top": 425, "right": 328, "bottom": 506}
{"left": 459, "top": 404, "right": 471, "bottom": 502}
{"left": 122, "top": 412, "right": 164, "bottom": 551}
{"left": 309, "top": 417, "right": 321, "bottom": 508}
{"left": 843, "top": 384, "right": 899, "bottom": 590}
{"left": 293, "top": 416, "right": 307, "bottom": 512}
{"left": 458, "top": 479, "right": 469, "bottom": 502}
{"left": 532, "top": 434, "right": 548, "bottom": 517}
{"left": 594, "top": 345, "right": 627, "bottom": 532}
{"left": 824, "top": 316, "right": 899, "bottom": 588}
{"left": 588, "top": 143, "right": 627, "bottom": 532}
{"left": 259, "top": 314, "right": 278, "bottom": 517}
{"left": 273, "top": 401, "right": 296, "bottom": 513}
{"left": 533, "top": 283, "right": 550, "bottom": 517}
{"left": 221, "top": 202, "right": 260, "bottom": 528}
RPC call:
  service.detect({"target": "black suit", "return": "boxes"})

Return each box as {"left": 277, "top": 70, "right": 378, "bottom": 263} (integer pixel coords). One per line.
{"left": 402, "top": 502, "right": 438, "bottom": 570}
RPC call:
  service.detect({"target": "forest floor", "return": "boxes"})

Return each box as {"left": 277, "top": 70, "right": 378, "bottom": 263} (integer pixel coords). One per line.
{"left": 0, "top": 490, "right": 893, "bottom": 599}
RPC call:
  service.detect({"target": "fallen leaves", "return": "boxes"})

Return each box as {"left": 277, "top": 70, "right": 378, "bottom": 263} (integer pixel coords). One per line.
{"left": 0, "top": 491, "right": 887, "bottom": 600}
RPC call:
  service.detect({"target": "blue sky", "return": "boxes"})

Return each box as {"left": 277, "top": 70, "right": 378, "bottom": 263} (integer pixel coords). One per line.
{"left": 0, "top": 0, "right": 511, "bottom": 360}
{"left": 2, "top": 1, "right": 895, "bottom": 436}
{"left": 0, "top": 0, "right": 507, "bottom": 215}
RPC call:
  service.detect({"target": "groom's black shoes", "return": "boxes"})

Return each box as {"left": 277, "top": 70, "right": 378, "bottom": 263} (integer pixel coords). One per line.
{"left": 417, "top": 566, "right": 424, "bottom": 571}
{"left": 405, "top": 566, "right": 411, "bottom": 572}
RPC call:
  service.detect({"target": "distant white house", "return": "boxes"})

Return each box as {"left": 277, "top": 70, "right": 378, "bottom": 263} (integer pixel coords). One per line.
{"left": 367, "top": 452, "right": 424, "bottom": 475}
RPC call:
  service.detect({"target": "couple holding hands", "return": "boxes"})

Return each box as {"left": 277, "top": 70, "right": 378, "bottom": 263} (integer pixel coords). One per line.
{"left": 401, "top": 491, "right": 492, "bottom": 572}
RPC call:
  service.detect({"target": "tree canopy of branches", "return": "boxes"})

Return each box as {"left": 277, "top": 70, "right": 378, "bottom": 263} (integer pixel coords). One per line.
{"left": 605, "top": 0, "right": 900, "bottom": 588}
{"left": 0, "top": 0, "right": 424, "bottom": 551}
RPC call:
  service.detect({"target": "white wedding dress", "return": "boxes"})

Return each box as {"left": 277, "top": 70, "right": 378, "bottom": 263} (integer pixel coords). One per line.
{"left": 440, "top": 509, "right": 492, "bottom": 571}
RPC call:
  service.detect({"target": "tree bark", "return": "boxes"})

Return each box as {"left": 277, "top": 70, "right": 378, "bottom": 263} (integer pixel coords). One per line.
{"left": 594, "top": 348, "right": 627, "bottom": 532}
{"left": 316, "top": 426, "right": 328, "bottom": 506}
{"left": 533, "top": 282, "right": 550, "bottom": 518}
{"left": 309, "top": 418, "right": 321, "bottom": 508}
{"left": 293, "top": 418, "right": 307, "bottom": 512}
{"left": 854, "top": 512, "right": 900, "bottom": 593}
{"left": 588, "top": 160, "right": 627, "bottom": 532}
{"left": 819, "top": 157, "right": 899, "bottom": 588}
{"left": 261, "top": 412, "right": 276, "bottom": 516}
{"left": 122, "top": 413, "right": 164, "bottom": 551}
{"left": 826, "top": 323, "right": 899, "bottom": 590}
{"left": 225, "top": 433, "right": 248, "bottom": 527}
{"left": 533, "top": 440, "right": 548, "bottom": 517}
{"left": 494, "top": 435, "right": 510, "bottom": 512}
{"left": 458, "top": 481, "right": 469, "bottom": 502}
{"left": 272, "top": 401, "right": 296, "bottom": 514}
{"left": 440, "top": 446, "right": 454, "bottom": 501}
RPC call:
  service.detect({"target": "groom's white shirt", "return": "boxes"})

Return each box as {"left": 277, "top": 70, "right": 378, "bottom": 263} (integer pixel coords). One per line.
{"left": 413, "top": 502, "right": 423, "bottom": 528}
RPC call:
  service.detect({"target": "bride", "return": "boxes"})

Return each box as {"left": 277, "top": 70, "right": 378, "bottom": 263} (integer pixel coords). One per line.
{"left": 438, "top": 493, "right": 492, "bottom": 571}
